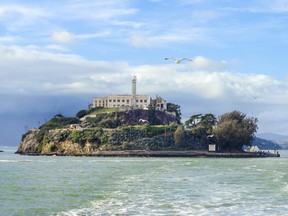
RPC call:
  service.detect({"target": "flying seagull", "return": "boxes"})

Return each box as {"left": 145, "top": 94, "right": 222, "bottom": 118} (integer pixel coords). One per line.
{"left": 165, "top": 57, "right": 193, "bottom": 64}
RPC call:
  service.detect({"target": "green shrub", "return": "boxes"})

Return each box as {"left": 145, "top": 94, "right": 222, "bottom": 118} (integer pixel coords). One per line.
{"left": 174, "top": 125, "right": 185, "bottom": 147}
{"left": 76, "top": 110, "right": 87, "bottom": 118}
{"left": 68, "top": 129, "right": 102, "bottom": 145}
{"left": 69, "top": 130, "right": 85, "bottom": 145}
{"left": 37, "top": 134, "right": 49, "bottom": 152}
{"left": 49, "top": 144, "right": 57, "bottom": 152}
{"left": 21, "top": 132, "right": 29, "bottom": 141}
{"left": 35, "top": 116, "right": 80, "bottom": 145}
{"left": 39, "top": 116, "right": 80, "bottom": 130}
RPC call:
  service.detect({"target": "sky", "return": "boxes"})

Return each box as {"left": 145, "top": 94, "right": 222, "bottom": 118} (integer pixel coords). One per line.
{"left": 1, "top": 0, "right": 288, "bottom": 146}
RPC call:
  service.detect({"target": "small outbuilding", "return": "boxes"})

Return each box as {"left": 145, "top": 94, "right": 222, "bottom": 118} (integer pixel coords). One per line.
{"left": 208, "top": 144, "right": 217, "bottom": 152}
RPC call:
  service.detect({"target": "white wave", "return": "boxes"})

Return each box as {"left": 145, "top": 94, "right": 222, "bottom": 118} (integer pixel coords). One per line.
{"left": 0, "top": 160, "right": 16, "bottom": 163}
{"left": 242, "top": 164, "right": 257, "bottom": 170}
{"left": 0, "top": 159, "right": 34, "bottom": 163}
{"left": 272, "top": 170, "right": 286, "bottom": 183}
{"left": 281, "top": 183, "right": 288, "bottom": 193}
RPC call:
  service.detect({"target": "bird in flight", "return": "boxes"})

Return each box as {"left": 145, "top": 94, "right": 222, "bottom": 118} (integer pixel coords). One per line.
{"left": 165, "top": 57, "right": 193, "bottom": 64}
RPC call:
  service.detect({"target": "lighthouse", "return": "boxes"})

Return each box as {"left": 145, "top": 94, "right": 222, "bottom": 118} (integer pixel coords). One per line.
{"left": 131, "top": 75, "right": 137, "bottom": 107}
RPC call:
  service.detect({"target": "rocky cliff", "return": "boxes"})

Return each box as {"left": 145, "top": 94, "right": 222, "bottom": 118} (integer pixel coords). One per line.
{"left": 16, "top": 109, "right": 205, "bottom": 155}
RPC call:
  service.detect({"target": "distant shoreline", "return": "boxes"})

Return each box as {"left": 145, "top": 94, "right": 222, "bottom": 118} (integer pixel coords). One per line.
{"left": 15, "top": 150, "right": 280, "bottom": 158}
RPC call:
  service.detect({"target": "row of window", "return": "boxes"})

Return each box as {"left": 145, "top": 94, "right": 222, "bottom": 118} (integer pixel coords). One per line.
{"left": 112, "top": 104, "right": 142, "bottom": 107}
{"left": 108, "top": 99, "right": 147, "bottom": 103}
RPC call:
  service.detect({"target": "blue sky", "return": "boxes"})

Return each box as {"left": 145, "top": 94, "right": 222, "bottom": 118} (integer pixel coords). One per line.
{"left": 1, "top": 0, "right": 288, "bottom": 145}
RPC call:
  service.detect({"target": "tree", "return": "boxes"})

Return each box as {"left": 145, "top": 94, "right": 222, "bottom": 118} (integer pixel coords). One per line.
{"left": 185, "top": 113, "right": 216, "bottom": 130}
{"left": 185, "top": 114, "right": 202, "bottom": 128}
{"left": 212, "top": 111, "right": 258, "bottom": 152}
{"left": 200, "top": 114, "right": 217, "bottom": 131}
{"left": 167, "top": 103, "right": 181, "bottom": 123}
{"left": 76, "top": 110, "right": 87, "bottom": 118}
{"left": 185, "top": 113, "right": 216, "bottom": 140}
{"left": 174, "top": 125, "right": 185, "bottom": 147}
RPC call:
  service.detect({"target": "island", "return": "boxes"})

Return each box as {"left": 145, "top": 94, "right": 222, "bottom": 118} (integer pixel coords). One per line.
{"left": 15, "top": 108, "right": 280, "bottom": 158}
{"left": 16, "top": 76, "right": 280, "bottom": 157}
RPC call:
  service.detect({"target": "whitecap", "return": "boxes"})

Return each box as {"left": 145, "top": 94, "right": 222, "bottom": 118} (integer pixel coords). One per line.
{"left": 0, "top": 159, "right": 33, "bottom": 163}
{"left": 281, "top": 184, "right": 288, "bottom": 193}
{"left": 0, "top": 160, "right": 15, "bottom": 163}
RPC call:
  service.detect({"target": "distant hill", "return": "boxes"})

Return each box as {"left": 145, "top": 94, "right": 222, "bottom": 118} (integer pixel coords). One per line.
{"left": 257, "top": 133, "right": 288, "bottom": 141}
{"left": 256, "top": 133, "right": 288, "bottom": 149}
{"left": 253, "top": 137, "right": 282, "bottom": 150}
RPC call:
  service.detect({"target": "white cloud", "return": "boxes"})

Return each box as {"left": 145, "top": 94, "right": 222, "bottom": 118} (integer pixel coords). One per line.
{"left": 130, "top": 35, "right": 151, "bottom": 47}
{"left": 272, "top": 0, "right": 288, "bottom": 12}
{"left": 144, "top": 27, "right": 211, "bottom": 46}
{"left": 1, "top": 45, "right": 288, "bottom": 136}
{"left": 0, "top": 1, "right": 138, "bottom": 45}
{"left": 1, "top": 46, "right": 287, "bottom": 105}
{"left": 0, "top": 4, "right": 49, "bottom": 31}
{"left": 0, "top": 35, "right": 19, "bottom": 42}
{"left": 75, "top": 32, "right": 111, "bottom": 40}
{"left": 221, "top": 0, "right": 288, "bottom": 14}
{"left": 192, "top": 10, "right": 220, "bottom": 20}
{"left": 51, "top": 31, "right": 75, "bottom": 43}
{"left": 60, "top": 1, "right": 137, "bottom": 20}
{"left": 45, "top": 44, "right": 69, "bottom": 52}
{"left": 0, "top": 4, "right": 46, "bottom": 18}
{"left": 255, "top": 0, "right": 288, "bottom": 13}
{"left": 180, "top": 0, "right": 205, "bottom": 5}
{"left": 191, "top": 56, "right": 228, "bottom": 70}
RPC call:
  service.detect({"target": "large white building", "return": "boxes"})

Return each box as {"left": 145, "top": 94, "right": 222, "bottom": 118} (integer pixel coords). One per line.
{"left": 93, "top": 76, "right": 167, "bottom": 110}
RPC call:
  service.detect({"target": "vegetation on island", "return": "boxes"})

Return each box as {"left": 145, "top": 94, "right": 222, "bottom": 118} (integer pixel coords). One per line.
{"left": 213, "top": 111, "right": 258, "bottom": 151}
{"left": 17, "top": 101, "right": 279, "bottom": 156}
{"left": 183, "top": 111, "right": 258, "bottom": 152}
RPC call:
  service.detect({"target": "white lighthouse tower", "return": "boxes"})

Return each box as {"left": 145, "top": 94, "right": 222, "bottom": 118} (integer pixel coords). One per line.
{"left": 131, "top": 75, "right": 137, "bottom": 107}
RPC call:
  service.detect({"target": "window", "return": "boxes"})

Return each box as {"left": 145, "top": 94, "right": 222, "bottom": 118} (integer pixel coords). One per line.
{"left": 113, "top": 99, "right": 116, "bottom": 102}
{"left": 109, "top": 99, "right": 112, "bottom": 102}
{"left": 126, "top": 100, "right": 129, "bottom": 103}
{"left": 144, "top": 100, "right": 147, "bottom": 103}
{"left": 122, "top": 100, "right": 125, "bottom": 102}
{"left": 140, "top": 100, "right": 143, "bottom": 103}
{"left": 136, "top": 100, "right": 139, "bottom": 102}
{"left": 117, "top": 100, "right": 120, "bottom": 102}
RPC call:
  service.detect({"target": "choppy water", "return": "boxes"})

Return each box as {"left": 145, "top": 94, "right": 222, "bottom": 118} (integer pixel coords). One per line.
{"left": 1, "top": 147, "right": 288, "bottom": 216}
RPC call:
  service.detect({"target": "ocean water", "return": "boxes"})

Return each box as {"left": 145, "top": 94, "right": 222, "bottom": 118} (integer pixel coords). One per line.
{"left": 1, "top": 147, "right": 288, "bottom": 216}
